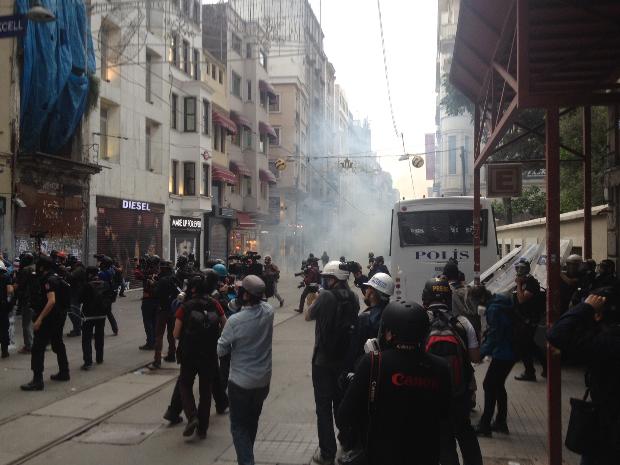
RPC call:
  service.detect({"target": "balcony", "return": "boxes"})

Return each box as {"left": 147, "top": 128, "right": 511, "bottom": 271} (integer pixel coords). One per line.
{"left": 169, "top": 194, "right": 213, "bottom": 214}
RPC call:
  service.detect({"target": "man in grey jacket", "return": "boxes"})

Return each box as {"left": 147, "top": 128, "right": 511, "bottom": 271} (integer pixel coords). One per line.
{"left": 218, "top": 275, "right": 274, "bottom": 465}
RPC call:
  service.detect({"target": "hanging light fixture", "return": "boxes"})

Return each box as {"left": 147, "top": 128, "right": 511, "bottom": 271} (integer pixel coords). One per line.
{"left": 26, "top": 0, "right": 56, "bottom": 23}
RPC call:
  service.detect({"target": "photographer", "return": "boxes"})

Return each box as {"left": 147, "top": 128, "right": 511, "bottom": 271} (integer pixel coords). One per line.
{"left": 65, "top": 255, "right": 86, "bottom": 338}
{"left": 337, "top": 301, "right": 451, "bottom": 465}
{"left": 135, "top": 255, "right": 161, "bottom": 350}
{"left": 263, "top": 256, "right": 284, "bottom": 308}
{"left": 97, "top": 256, "right": 119, "bottom": 337}
{"left": 547, "top": 286, "right": 620, "bottom": 465}
{"left": 295, "top": 258, "right": 320, "bottom": 313}
{"left": 368, "top": 256, "right": 390, "bottom": 279}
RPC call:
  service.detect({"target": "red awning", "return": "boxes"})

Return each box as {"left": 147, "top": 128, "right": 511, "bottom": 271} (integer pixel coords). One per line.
{"left": 259, "top": 121, "right": 277, "bottom": 140}
{"left": 259, "top": 79, "right": 277, "bottom": 97}
{"left": 212, "top": 164, "right": 237, "bottom": 185}
{"left": 213, "top": 111, "right": 237, "bottom": 135}
{"left": 259, "top": 168, "right": 277, "bottom": 185}
{"left": 230, "top": 111, "right": 252, "bottom": 129}
{"left": 230, "top": 160, "right": 251, "bottom": 177}
{"left": 236, "top": 211, "right": 256, "bottom": 229}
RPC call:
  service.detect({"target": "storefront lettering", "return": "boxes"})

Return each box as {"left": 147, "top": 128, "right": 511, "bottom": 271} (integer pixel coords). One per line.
{"left": 171, "top": 216, "right": 202, "bottom": 230}
{"left": 122, "top": 200, "right": 151, "bottom": 211}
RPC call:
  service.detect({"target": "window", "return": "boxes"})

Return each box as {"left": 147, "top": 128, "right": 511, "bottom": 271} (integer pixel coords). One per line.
{"left": 100, "top": 107, "right": 109, "bottom": 159}
{"left": 231, "top": 33, "right": 242, "bottom": 55}
{"left": 100, "top": 26, "right": 110, "bottom": 80}
{"left": 231, "top": 72, "right": 241, "bottom": 98}
{"left": 170, "top": 160, "right": 179, "bottom": 194}
{"left": 245, "top": 177, "right": 252, "bottom": 196}
{"left": 183, "top": 162, "right": 196, "bottom": 196}
{"left": 202, "top": 99, "right": 210, "bottom": 135}
{"left": 259, "top": 49, "right": 267, "bottom": 69}
{"left": 145, "top": 53, "right": 152, "bottom": 102}
{"left": 193, "top": 48, "right": 200, "bottom": 80}
{"left": 218, "top": 69, "right": 223, "bottom": 84}
{"left": 171, "top": 94, "right": 178, "bottom": 129}
{"left": 220, "top": 127, "right": 226, "bottom": 153}
{"left": 193, "top": 0, "right": 200, "bottom": 22}
{"left": 212, "top": 64, "right": 216, "bottom": 80}
{"left": 463, "top": 135, "right": 470, "bottom": 177}
{"left": 247, "top": 79, "right": 252, "bottom": 101}
{"left": 145, "top": 122, "right": 152, "bottom": 171}
{"left": 182, "top": 40, "right": 190, "bottom": 74}
{"left": 269, "top": 94, "right": 280, "bottom": 112}
{"left": 397, "top": 210, "right": 489, "bottom": 246}
{"left": 184, "top": 97, "right": 196, "bottom": 132}
{"left": 259, "top": 134, "right": 265, "bottom": 154}
{"left": 448, "top": 135, "right": 457, "bottom": 175}
{"left": 272, "top": 127, "right": 281, "bottom": 146}
{"left": 213, "top": 122, "right": 220, "bottom": 151}
{"left": 246, "top": 43, "right": 252, "bottom": 58}
{"left": 145, "top": 0, "right": 152, "bottom": 30}
{"left": 202, "top": 163, "right": 210, "bottom": 196}
{"left": 260, "top": 182, "right": 267, "bottom": 199}
{"left": 170, "top": 33, "right": 179, "bottom": 66}
{"left": 231, "top": 130, "right": 240, "bottom": 146}
{"left": 259, "top": 91, "right": 267, "bottom": 108}
{"left": 205, "top": 62, "right": 210, "bottom": 77}
{"left": 243, "top": 127, "right": 252, "bottom": 149}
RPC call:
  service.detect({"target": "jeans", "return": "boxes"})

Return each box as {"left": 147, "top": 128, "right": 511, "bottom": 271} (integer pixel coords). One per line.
{"left": 154, "top": 312, "right": 175, "bottom": 363}
{"left": 179, "top": 358, "right": 215, "bottom": 433}
{"left": 440, "top": 395, "right": 483, "bottom": 465}
{"left": 20, "top": 305, "right": 33, "bottom": 350}
{"left": 31, "top": 313, "right": 69, "bottom": 381}
{"left": 0, "top": 310, "right": 9, "bottom": 352}
{"left": 228, "top": 381, "right": 270, "bottom": 465}
{"left": 480, "top": 359, "right": 516, "bottom": 426}
{"left": 105, "top": 302, "right": 118, "bottom": 335}
{"left": 141, "top": 299, "right": 158, "bottom": 346}
{"left": 82, "top": 318, "right": 105, "bottom": 365}
{"left": 312, "top": 364, "right": 343, "bottom": 460}
{"left": 520, "top": 326, "right": 546, "bottom": 376}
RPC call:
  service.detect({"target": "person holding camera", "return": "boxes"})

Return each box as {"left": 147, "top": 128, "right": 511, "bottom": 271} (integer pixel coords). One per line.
{"left": 337, "top": 301, "right": 452, "bottom": 465}
{"left": 263, "top": 256, "right": 284, "bottom": 308}
{"left": 295, "top": 258, "right": 320, "bottom": 313}
{"left": 304, "top": 261, "right": 359, "bottom": 465}
{"left": 367, "top": 256, "right": 390, "bottom": 279}
{"left": 135, "top": 255, "right": 160, "bottom": 350}
{"left": 547, "top": 286, "right": 620, "bottom": 465}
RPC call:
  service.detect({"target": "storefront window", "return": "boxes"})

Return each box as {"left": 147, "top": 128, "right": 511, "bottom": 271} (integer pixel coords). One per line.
{"left": 183, "top": 162, "right": 196, "bottom": 196}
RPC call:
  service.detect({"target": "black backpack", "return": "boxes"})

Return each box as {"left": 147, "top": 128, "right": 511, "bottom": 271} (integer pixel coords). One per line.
{"left": 320, "top": 289, "right": 358, "bottom": 359}
{"left": 181, "top": 298, "right": 220, "bottom": 359}
{"left": 51, "top": 276, "right": 72, "bottom": 311}
{"left": 83, "top": 280, "right": 109, "bottom": 317}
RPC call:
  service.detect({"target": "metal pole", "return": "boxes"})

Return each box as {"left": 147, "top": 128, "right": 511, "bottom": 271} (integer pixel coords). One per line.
{"left": 546, "top": 106, "right": 562, "bottom": 465}
{"left": 461, "top": 146, "right": 467, "bottom": 196}
{"left": 583, "top": 106, "right": 592, "bottom": 260}
{"left": 473, "top": 106, "right": 481, "bottom": 284}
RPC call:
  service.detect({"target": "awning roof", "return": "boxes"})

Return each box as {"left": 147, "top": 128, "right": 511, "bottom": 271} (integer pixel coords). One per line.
{"left": 212, "top": 164, "right": 237, "bottom": 185}
{"left": 230, "top": 110, "right": 252, "bottom": 129}
{"left": 259, "top": 79, "right": 277, "bottom": 97}
{"left": 259, "top": 168, "right": 277, "bottom": 185}
{"left": 212, "top": 111, "right": 237, "bottom": 135}
{"left": 230, "top": 160, "right": 251, "bottom": 177}
{"left": 236, "top": 211, "right": 256, "bottom": 229}
{"left": 259, "top": 121, "right": 277, "bottom": 140}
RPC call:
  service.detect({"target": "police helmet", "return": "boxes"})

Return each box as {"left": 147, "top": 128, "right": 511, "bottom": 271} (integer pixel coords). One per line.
{"left": 176, "top": 255, "right": 189, "bottom": 268}
{"left": 514, "top": 257, "right": 531, "bottom": 274}
{"left": 147, "top": 255, "right": 161, "bottom": 266}
{"left": 19, "top": 252, "right": 34, "bottom": 267}
{"left": 213, "top": 263, "right": 228, "bottom": 278}
{"left": 100, "top": 256, "right": 114, "bottom": 268}
{"left": 421, "top": 278, "right": 452, "bottom": 305}
{"left": 362, "top": 273, "right": 395, "bottom": 298}
{"left": 566, "top": 254, "right": 583, "bottom": 265}
{"left": 380, "top": 300, "right": 430, "bottom": 346}
{"left": 204, "top": 269, "right": 219, "bottom": 294}
{"left": 36, "top": 254, "right": 54, "bottom": 272}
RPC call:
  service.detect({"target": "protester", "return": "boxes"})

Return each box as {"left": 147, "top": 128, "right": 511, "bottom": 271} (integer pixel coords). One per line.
{"left": 367, "top": 256, "right": 390, "bottom": 279}
{"left": 0, "top": 261, "right": 14, "bottom": 358}
{"left": 263, "top": 256, "right": 284, "bottom": 308}
{"left": 151, "top": 261, "right": 179, "bottom": 369}
{"left": 80, "top": 267, "right": 110, "bottom": 370}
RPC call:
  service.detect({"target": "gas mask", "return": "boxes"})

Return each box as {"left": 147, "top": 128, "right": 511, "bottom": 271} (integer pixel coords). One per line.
{"left": 515, "top": 263, "right": 529, "bottom": 278}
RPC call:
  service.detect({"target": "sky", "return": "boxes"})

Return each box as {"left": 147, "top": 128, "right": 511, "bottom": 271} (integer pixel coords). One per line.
{"left": 308, "top": 0, "right": 437, "bottom": 199}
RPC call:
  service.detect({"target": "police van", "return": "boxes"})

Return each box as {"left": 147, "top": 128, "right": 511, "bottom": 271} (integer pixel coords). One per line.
{"left": 389, "top": 197, "right": 498, "bottom": 302}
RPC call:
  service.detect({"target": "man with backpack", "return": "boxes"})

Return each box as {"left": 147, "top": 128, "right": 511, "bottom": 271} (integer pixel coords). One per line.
{"left": 151, "top": 261, "right": 179, "bottom": 369}
{"left": 305, "top": 261, "right": 360, "bottom": 465}
{"left": 14, "top": 252, "right": 36, "bottom": 353}
{"left": 21, "top": 255, "right": 71, "bottom": 391}
{"left": 422, "top": 278, "right": 482, "bottom": 465}
{"left": 444, "top": 261, "right": 481, "bottom": 341}
{"left": 174, "top": 274, "right": 228, "bottom": 440}
{"left": 470, "top": 285, "right": 518, "bottom": 438}
{"left": 98, "top": 256, "right": 119, "bottom": 336}
{"left": 337, "top": 301, "right": 452, "bottom": 465}
{"left": 218, "top": 275, "right": 274, "bottom": 464}
{"left": 80, "top": 266, "right": 111, "bottom": 370}
{"left": 66, "top": 255, "right": 86, "bottom": 338}
{"left": 513, "top": 258, "right": 547, "bottom": 382}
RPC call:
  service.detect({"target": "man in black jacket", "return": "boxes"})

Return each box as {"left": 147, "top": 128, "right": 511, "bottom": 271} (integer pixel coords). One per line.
{"left": 547, "top": 287, "right": 620, "bottom": 465}
{"left": 80, "top": 267, "right": 110, "bottom": 370}
{"left": 337, "top": 301, "right": 451, "bottom": 465}
{"left": 151, "top": 261, "right": 179, "bottom": 368}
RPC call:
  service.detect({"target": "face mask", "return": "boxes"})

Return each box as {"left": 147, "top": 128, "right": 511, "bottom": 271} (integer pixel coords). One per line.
{"left": 321, "top": 277, "right": 330, "bottom": 289}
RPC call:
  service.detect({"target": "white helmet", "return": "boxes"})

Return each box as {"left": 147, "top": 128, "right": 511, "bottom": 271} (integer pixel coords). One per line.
{"left": 363, "top": 273, "right": 395, "bottom": 297}
{"left": 321, "top": 260, "right": 350, "bottom": 281}
{"left": 566, "top": 254, "right": 583, "bottom": 264}
{"left": 0, "top": 261, "right": 6, "bottom": 272}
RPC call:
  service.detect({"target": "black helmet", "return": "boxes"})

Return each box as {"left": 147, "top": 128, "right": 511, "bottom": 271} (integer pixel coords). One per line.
{"left": 19, "top": 252, "right": 34, "bottom": 267}
{"left": 66, "top": 254, "right": 79, "bottom": 267}
{"left": 380, "top": 300, "right": 430, "bottom": 346}
{"left": 36, "top": 254, "right": 54, "bottom": 273}
{"left": 147, "top": 255, "right": 161, "bottom": 266}
{"left": 176, "top": 255, "right": 189, "bottom": 268}
{"left": 204, "top": 269, "right": 219, "bottom": 294}
{"left": 100, "top": 256, "right": 113, "bottom": 268}
{"left": 422, "top": 278, "right": 452, "bottom": 305}
{"left": 86, "top": 266, "right": 99, "bottom": 277}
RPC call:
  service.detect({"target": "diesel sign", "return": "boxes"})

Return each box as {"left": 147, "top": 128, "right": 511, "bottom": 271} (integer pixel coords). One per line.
{"left": 122, "top": 200, "right": 151, "bottom": 211}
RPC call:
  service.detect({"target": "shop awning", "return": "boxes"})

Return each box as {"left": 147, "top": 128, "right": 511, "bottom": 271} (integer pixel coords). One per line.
{"left": 259, "top": 121, "right": 277, "bottom": 140}
{"left": 212, "top": 164, "right": 238, "bottom": 185}
{"left": 259, "top": 79, "right": 277, "bottom": 97}
{"left": 212, "top": 111, "right": 237, "bottom": 135}
{"left": 259, "top": 168, "right": 277, "bottom": 185}
{"left": 230, "top": 160, "right": 251, "bottom": 177}
{"left": 230, "top": 110, "right": 252, "bottom": 129}
{"left": 236, "top": 211, "right": 256, "bottom": 229}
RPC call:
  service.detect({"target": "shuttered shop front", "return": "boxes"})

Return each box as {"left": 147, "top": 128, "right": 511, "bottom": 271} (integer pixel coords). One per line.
{"left": 96, "top": 196, "right": 164, "bottom": 287}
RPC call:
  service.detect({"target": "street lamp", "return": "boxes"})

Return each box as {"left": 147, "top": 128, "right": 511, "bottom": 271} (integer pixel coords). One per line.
{"left": 26, "top": 0, "right": 55, "bottom": 23}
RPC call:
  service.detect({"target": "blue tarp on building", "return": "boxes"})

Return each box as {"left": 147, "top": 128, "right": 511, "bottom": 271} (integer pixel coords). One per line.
{"left": 17, "top": 0, "right": 96, "bottom": 155}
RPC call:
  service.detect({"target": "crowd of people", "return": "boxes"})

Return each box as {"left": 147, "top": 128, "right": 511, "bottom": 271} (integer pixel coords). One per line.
{"left": 1, "top": 248, "right": 619, "bottom": 465}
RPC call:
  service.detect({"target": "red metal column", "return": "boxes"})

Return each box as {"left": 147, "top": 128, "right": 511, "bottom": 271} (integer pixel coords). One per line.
{"left": 583, "top": 106, "right": 592, "bottom": 259}
{"left": 546, "top": 107, "right": 562, "bottom": 465}
{"left": 473, "top": 105, "right": 481, "bottom": 285}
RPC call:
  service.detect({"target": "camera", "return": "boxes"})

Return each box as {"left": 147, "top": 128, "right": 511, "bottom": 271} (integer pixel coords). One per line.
{"left": 339, "top": 261, "right": 362, "bottom": 274}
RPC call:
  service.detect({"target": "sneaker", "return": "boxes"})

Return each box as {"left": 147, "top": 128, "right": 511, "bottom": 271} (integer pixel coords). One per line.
{"left": 113, "top": 331, "right": 119, "bottom": 336}
{"left": 216, "top": 400, "right": 229, "bottom": 415}
{"left": 163, "top": 408, "right": 183, "bottom": 425}
{"left": 139, "top": 344, "right": 154, "bottom": 351}
{"left": 514, "top": 372, "right": 537, "bottom": 382}
{"left": 294, "top": 308, "right": 303, "bottom": 313}
{"left": 21, "top": 380, "right": 44, "bottom": 391}
{"left": 81, "top": 363, "right": 92, "bottom": 371}
{"left": 491, "top": 421, "right": 510, "bottom": 435}
{"left": 50, "top": 372, "right": 71, "bottom": 382}
{"left": 118, "top": 293, "right": 126, "bottom": 298}
{"left": 148, "top": 361, "right": 161, "bottom": 370}
{"left": 183, "top": 416, "right": 199, "bottom": 437}
{"left": 197, "top": 430, "right": 207, "bottom": 440}
{"left": 474, "top": 422, "right": 492, "bottom": 437}
{"left": 18, "top": 347, "right": 31, "bottom": 354}
{"left": 312, "top": 450, "right": 335, "bottom": 465}
{"left": 163, "top": 354, "right": 176, "bottom": 363}
{"left": 338, "top": 448, "right": 365, "bottom": 465}
{"left": 279, "top": 300, "right": 284, "bottom": 308}
{"left": 66, "top": 330, "right": 81, "bottom": 338}
{"left": 96, "top": 358, "right": 103, "bottom": 365}
{"left": 1, "top": 350, "right": 9, "bottom": 359}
